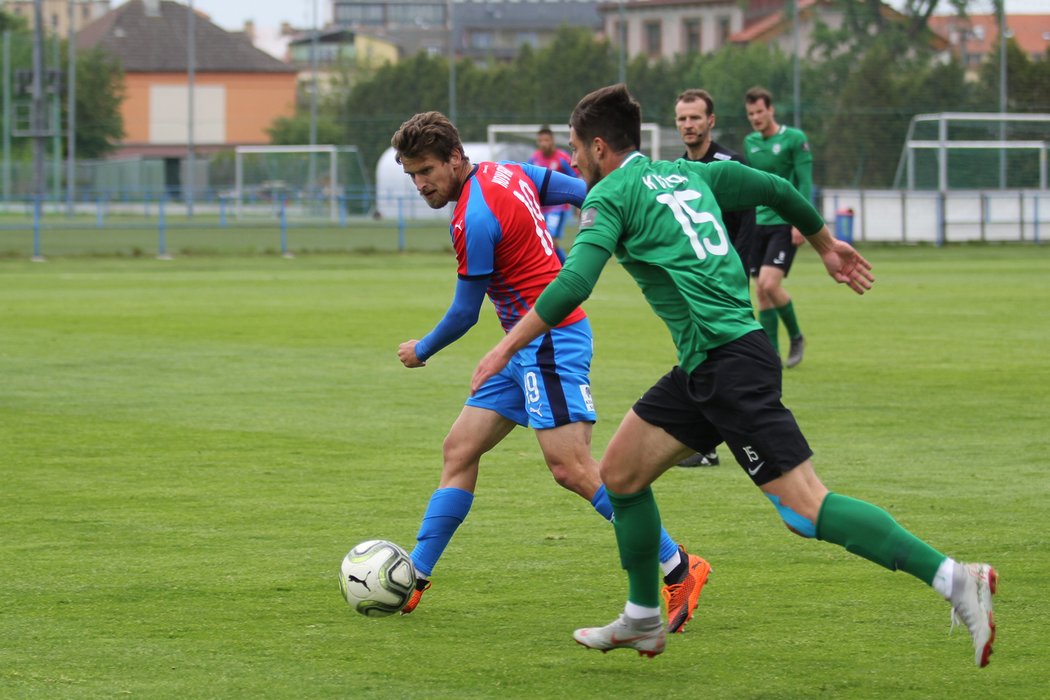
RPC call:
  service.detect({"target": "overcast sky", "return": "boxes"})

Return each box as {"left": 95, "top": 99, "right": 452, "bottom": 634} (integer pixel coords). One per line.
{"left": 111, "top": 0, "right": 1047, "bottom": 34}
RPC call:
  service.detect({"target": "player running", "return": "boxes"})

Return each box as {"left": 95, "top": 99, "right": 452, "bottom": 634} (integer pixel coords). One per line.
{"left": 528, "top": 125, "right": 580, "bottom": 263}
{"left": 471, "top": 85, "right": 997, "bottom": 666}
{"left": 390, "top": 111, "right": 710, "bottom": 632}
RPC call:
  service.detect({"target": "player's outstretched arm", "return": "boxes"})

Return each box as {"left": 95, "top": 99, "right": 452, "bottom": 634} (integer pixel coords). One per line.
{"left": 399, "top": 277, "right": 488, "bottom": 368}
{"left": 472, "top": 309, "right": 551, "bottom": 392}
{"left": 804, "top": 226, "right": 874, "bottom": 295}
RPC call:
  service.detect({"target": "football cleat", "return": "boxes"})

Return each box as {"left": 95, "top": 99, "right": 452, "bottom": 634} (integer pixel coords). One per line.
{"left": 400, "top": 578, "right": 432, "bottom": 615}
{"left": 662, "top": 545, "right": 712, "bottom": 633}
{"left": 677, "top": 451, "right": 719, "bottom": 468}
{"left": 573, "top": 614, "right": 666, "bottom": 658}
{"left": 786, "top": 334, "right": 805, "bottom": 368}
{"left": 950, "top": 563, "right": 998, "bottom": 667}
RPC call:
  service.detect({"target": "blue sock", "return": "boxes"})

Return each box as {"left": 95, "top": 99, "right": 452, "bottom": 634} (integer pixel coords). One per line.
{"left": 592, "top": 484, "right": 679, "bottom": 565}
{"left": 410, "top": 487, "right": 474, "bottom": 577}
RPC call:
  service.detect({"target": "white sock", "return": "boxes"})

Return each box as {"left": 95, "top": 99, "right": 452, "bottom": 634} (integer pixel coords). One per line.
{"left": 624, "top": 601, "right": 661, "bottom": 621}
{"left": 659, "top": 549, "right": 681, "bottom": 577}
{"left": 931, "top": 558, "right": 956, "bottom": 600}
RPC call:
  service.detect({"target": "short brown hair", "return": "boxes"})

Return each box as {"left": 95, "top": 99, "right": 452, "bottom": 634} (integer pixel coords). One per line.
{"left": 745, "top": 86, "right": 773, "bottom": 108}
{"left": 570, "top": 83, "right": 641, "bottom": 154}
{"left": 391, "top": 111, "right": 465, "bottom": 164}
{"left": 537, "top": 125, "right": 554, "bottom": 137}
{"left": 676, "top": 88, "right": 714, "bottom": 117}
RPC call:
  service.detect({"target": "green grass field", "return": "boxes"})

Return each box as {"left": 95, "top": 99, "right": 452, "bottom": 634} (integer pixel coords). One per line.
{"left": 2, "top": 245, "right": 1048, "bottom": 698}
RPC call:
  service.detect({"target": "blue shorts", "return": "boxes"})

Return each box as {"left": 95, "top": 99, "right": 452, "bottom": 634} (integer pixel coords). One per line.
{"left": 467, "top": 317, "right": 596, "bottom": 429}
{"left": 543, "top": 209, "right": 569, "bottom": 240}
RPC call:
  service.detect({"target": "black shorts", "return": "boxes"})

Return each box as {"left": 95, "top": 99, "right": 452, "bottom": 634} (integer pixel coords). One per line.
{"left": 631, "top": 330, "right": 813, "bottom": 486}
{"left": 749, "top": 223, "right": 797, "bottom": 278}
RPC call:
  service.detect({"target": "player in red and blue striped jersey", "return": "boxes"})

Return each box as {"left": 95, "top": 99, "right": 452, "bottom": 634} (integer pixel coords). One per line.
{"left": 390, "top": 111, "right": 710, "bottom": 631}
{"left": 528, "top": 126, "right": 580, "bottom": 263}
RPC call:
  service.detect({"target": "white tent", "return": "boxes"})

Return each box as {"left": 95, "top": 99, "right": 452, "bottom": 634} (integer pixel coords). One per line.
{"left": 374, "top": 142, "right": 532, "bottom": 220}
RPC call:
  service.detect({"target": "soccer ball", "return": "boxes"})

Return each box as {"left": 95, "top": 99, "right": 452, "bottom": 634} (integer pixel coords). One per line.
{"left": 339, "top": 540, "right": 417, "bottom": 617}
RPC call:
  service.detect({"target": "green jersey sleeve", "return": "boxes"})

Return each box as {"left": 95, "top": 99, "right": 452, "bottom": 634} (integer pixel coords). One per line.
{"left": 701, "top": 160, "right": 824, "bottom": 235}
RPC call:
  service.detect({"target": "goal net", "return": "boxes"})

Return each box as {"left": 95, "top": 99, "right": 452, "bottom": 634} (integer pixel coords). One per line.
{"left": 233, "top": 145, "right": 371, "bottom": 220}
{"left": 894, "top": 113, "right": 1050, "bottom": 190}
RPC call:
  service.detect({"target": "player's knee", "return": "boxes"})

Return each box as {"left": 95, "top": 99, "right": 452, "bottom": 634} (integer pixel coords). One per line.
{"left": 547, "top": 459, "right": 594, "bottom": 498}
{"left": 441, "top": 435, "right": 481, "bottom": 475}
{"left": 765, "top": 493, "right": 817, "bottom": 538}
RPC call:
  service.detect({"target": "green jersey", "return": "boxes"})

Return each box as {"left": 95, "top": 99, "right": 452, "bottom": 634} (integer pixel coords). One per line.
{"left": 560, "top": 154, "right": 822, "bottom": 373}
{"left": 744, "top": 125, "right": 813, "bottom": 226}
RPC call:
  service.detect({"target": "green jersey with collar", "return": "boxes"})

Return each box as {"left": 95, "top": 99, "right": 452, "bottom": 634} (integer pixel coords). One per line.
{"left": 571, "top": 153, "right": 822, "bottom": 373}
{"left": 743, "top": 125, "right": 813, "bottom": 226}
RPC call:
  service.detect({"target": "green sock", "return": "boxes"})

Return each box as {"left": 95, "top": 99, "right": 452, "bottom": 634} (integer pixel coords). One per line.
{"left": 759, "top": 308, "right": 780, "bottom": 352}
{"left": 607, "top": 487, "right": 662, "bottom": 609}
{"left": 776, "top": 300, "right": 802, "bottom": 339}
{"left": 816, "top": 493, "right": 946, "bottom": 585}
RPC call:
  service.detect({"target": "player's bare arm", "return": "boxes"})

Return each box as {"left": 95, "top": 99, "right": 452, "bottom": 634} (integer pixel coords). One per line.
{"left": 471, "top": 309, "right": 551, "bottom": 393}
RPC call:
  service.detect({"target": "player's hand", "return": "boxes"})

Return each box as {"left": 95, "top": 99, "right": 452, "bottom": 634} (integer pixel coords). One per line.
{"left": 398, "top": 340, "right": 426, "bottom": 368}
{"left": 819, "top": 240, "right": 874, "bottom": 295}
{"left": 791, "top": 227, "right": 805, "bottom": 247}
{"left": 471, "top": 347, "right": 513, "bottom": 394}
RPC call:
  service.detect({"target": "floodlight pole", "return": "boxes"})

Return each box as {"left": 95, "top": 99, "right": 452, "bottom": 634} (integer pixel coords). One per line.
{"left": 186, "top": 0, "right": 195, "bottom": 216}
{"left": 792, "top": 0, "right": 801, "bottom": 128}
{"left": 31, "top": 0, "right": 46, "bottom": 204}
{"left": 617, "top": 0, "right": 626, "bottom": 84}
{"left": 447, "top": 0, "right": 456, "bottom": 123}
{"left": 309, "top": 0, "right": 319, "bottom": 202}
{"left": 997, "top": 0, "right": 1007, "bottom": 189}
{"left": 66, "top": 0, "right": 77, "bottom": 215}
{"left": 3, "top": 30, "right": 11, "bottom": 202}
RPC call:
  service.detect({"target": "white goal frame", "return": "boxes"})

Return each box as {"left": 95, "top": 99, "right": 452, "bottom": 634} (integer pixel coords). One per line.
{"left": 894, "top": 112, "right": 1050, "bottom": 191}
{"left": 486, "top": 123, "right": 662, "bottom": 162}
{"left": 234, "top": 145, "right": 359, "bottom": 221}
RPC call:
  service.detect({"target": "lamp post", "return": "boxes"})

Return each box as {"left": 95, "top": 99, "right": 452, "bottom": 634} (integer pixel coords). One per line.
{"left": 447, "top": 0, "right": 456, "bottom": 123}
{"left": 66, "top": 0, "right": 77, "bottom": 215}
{"left": 186, "top": 0, "right": 195, "bottom": 216}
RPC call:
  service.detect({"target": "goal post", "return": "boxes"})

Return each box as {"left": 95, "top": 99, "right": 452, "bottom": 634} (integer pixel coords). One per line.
{"left": 486, "top": 123, "right": 663, "bottom": 163}
{"left": 893, "top": 113, "right": 1050, "bottom": 191}
{"left": 233, "top": 145, "right": 370, "bottom": 221}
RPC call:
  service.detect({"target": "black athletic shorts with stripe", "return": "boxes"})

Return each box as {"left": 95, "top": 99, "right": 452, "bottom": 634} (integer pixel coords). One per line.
{"left": 632, "top": 330, "right": 813, "bottom": 486}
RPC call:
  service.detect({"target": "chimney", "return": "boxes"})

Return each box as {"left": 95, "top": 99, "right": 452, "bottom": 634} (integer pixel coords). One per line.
{"left": 143, "top": 0, "right": 161, "bottom": 18}
{"left": 243, "top": 19, "right": 255, "bottom": 41}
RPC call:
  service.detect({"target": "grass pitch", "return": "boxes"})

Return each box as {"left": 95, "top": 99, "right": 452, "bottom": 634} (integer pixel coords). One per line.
{"left": 1, "top": 245, "right": 1048, "bottom": 698}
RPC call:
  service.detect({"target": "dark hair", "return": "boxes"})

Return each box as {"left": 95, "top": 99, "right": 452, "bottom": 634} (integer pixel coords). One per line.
{"left": 537, "top": 125, "right": 554, "bottom": 136}
{"left": 745, "top": 86, "right": 773, "bottom": 108}
{"left": 570, "top": 83, "right": 641, "bottom": 153}
{"left": 676, "top": 88, "right": 714, "bottom": 117}
{"left": 391, "top": 111, "right": 465, "bottom": 164}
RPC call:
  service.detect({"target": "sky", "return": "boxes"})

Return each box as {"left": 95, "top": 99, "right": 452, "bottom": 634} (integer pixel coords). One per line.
{"left": 111, "top": 1, "right": 331, "bottom": 32}
{"left": 111, "top": 0, "right": 1048, "bottom": 34}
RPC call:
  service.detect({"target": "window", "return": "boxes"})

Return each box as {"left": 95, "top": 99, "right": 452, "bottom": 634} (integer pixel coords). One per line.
{"left": 644, "top": 20, "right": 662, "bottom": 58}
{"left": 718, "top": 16, "right": 732, "bottom": 47}
{"left": 335, "top": 3, "right": 385, "bottom": 26}
{"left": 470, "top": 31, "right": 493, "bottom": 50}
{"left": 388, "top": 4, "right": 445, "bottom": 27}
{"left": 515, "top": 32, "right": 539, "bottom": 49}
{"left": 684, "top": 18, "right": 702, "bottom": 54}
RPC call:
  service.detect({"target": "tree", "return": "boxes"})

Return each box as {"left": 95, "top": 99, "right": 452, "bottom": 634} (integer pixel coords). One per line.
{"left": 70, "top": 47, "right": 125, "bottom": 158}
{"left": 266, "top": 113, "right": 345, "bottom": 146}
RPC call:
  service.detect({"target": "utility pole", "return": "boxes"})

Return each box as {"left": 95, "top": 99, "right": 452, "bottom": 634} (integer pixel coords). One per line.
{"left": 186, "top": 0, "right": 195, "bottom": 216}
{"left": 66, "top": 0, "right": 77, "bottom": 215}
{"left": 30, "top": 0, "right": 46, "bottom": 205}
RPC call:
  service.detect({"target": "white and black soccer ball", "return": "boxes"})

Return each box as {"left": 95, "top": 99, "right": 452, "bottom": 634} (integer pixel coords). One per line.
{"left": 338, "top": 540, "right": 417, "bottom": 617}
